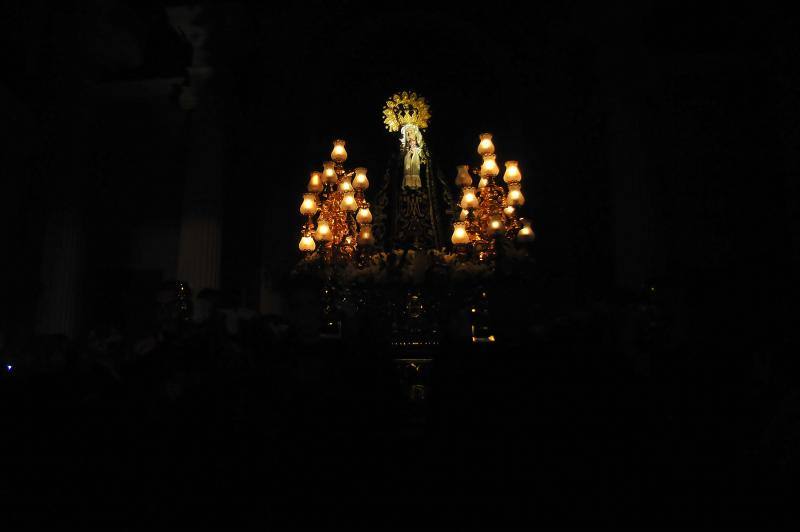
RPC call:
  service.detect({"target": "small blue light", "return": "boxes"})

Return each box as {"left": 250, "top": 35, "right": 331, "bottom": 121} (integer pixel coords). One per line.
{"left": 6, "top": 365, "right": 11, "bottom": 372}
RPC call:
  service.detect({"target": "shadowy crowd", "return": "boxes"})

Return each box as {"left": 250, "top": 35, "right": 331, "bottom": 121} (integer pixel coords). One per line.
{"left": 1, "top": 280, "right": 797, "bottom": 526}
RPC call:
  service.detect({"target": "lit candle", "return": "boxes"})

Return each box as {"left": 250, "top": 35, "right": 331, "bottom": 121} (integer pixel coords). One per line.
{"left": 507, "top": 183, "right": 525, "bottom": 206}
{"left": 451, "top": 221, "right": 469, "bottom": 245}
{"left": 322, "top": 161, "right": 337, "bottom": 184}
{"left": 503, "top": 160, "right": 521, "bottom": 184}
{"left": 503, "top": 205, "right": 516, "bottom": 217}
{"left": 353, "top": 167, "right": 369, "bottom": 189}
{"left": 477, "top": 133, "right": 495, "bottom": 156}
{"left": 308, "top": 171, "right": 323, "bottom": 192}
{"left": 299, "top": 193, "right": 317, "bottom": 215}
{"left": 356, "top": 206, "right": 373, "bottom": 224}
{"left": 481, "top": 154, "right": 499, "bottom": 178}
{"left": 299, "top": 235, "right": 316, "bottom": 252}
{"left": 315, "top": 220, "right": 332, "bottom": 241}
{"left": 340, "top": 192, "right": 357, "bottom": 211}
{"left": 455, "top": 165, "right": 472, "bottom": 187}
{"left": 460, "top": 187, "right": 479, "bottom": 209}
{"left": 478, "top": 176, "right": 489, "bottom": 189}
{"left": 331, "top": 139, "right": 347, "bottom": 163}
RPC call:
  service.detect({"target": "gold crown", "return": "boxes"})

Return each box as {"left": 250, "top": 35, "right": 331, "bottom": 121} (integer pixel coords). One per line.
{"left": 382, "top": 91, "right": 431, "bottom": 132}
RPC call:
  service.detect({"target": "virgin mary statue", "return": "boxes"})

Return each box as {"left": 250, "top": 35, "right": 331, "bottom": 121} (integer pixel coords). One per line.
{"left": 401, "top": 124, "right": 424, "bottom": 189}
{"left": 372, "top": 91, "right": 455, "bottom": 249}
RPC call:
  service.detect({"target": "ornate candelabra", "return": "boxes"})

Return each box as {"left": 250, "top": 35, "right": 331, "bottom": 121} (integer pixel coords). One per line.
{"left": 451, "top": 133, "right": 535, "bottom": 260}
{"left": 298, "top": 139, "right": 374, "bottom": 264}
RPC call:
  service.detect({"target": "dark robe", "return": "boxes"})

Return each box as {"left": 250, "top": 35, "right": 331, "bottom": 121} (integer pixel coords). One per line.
{"left": 372, "top": 144, "right": 455, "bottom": 250}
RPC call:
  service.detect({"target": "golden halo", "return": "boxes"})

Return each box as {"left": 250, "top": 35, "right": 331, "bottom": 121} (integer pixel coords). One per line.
{"left": 382, "top": 91, "right": 431, "bottom": 132}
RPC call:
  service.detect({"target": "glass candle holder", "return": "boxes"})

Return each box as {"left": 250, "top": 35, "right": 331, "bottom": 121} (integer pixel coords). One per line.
{"left": 338, "top": 175, "right": 353, "bottom": 193}
{"left": 517, "top": 218, "right": 535, "bottom": 243}
{"left": 322, "top": 161, "right": 337, "bottom": 184}
{"left": 477, "top": 133, "right": 495, "bottom": 156}
{"left": 331, "top": 139, "right": 347, "bottom": 163}
{"left": 308, "top": 171, "right": 323, "bottom": 193}
{"left": 299, "top": 235, "right": 316, "bottom": 252}
{"left": 503, "top": 160, "right": 521, "bottom": 184}
{"left": 299, "top": 193, "right": 317, "bottom": 216}
{"left": 451, "top": 221, "right": 470, "bottom": 245}
{"left": 507, "top": 183, "right": 525, "bottom": 206}
{"left": 315, "top": 219, "right": 332, "bottom": 242}
{"left": 357, "top": 224, "right": 375, "bottom": 246}
{"left": 460, "top": 187, "right": 479, "bottom": 209}
{"left": 356, "top": 206, "right": 372, "bottom": 224}
{"left": 481, "top": 154, "right": 500, "bottom": 178}
{"left": 340, "top": 192, "right": 357, "bottom": 211}
{"left": 353, "top": 167, "right": 369, "bottom": 189}
{"left": 488, "top": 215, "right": 506, "bottom": 237}
{"left": 455, "top": 165, "right": 473, "bottom": 187}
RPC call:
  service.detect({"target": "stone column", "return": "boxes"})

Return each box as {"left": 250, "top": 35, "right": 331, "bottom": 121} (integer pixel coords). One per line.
{"left": 175, "top": 89, "right": 223, "bottom": 293}
{"left": 36, "top": 209, "right": 84, "bottom": 336}
{"left": 34, "top": 78, "right": 92, "bottom": 338}
{"left": 606, "top": 92, "right": 652, "bottom": 292}
{"left": 259, "top": 269, "right": 285, "bottom": 315}
{"left": 595, "top": 6, "right": 654, "bottom": 294}
{"left": 169, "top": 6, "right": 223, "bottom": 294}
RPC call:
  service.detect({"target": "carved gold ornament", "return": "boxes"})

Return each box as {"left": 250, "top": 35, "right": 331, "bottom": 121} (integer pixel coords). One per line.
{"left": 382, "top": 91, "right": 431, "bottom": 132}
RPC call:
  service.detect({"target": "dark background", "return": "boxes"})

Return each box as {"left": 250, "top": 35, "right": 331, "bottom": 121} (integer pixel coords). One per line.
{"left": 1, "top": 0, "right": 797, "bottom": 526}
{"left": 1, "top": 1, "right": 794, "bottom": 338}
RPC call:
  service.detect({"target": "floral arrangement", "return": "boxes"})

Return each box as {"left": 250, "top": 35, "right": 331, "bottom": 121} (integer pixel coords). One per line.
{"left": 292, "top": 245, "right": 531, "bottom": 287}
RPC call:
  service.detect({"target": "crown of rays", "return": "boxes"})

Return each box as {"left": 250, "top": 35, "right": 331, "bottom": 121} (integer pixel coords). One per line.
{"left": 382, "top": 91, "right": 431, "bottom": 132}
